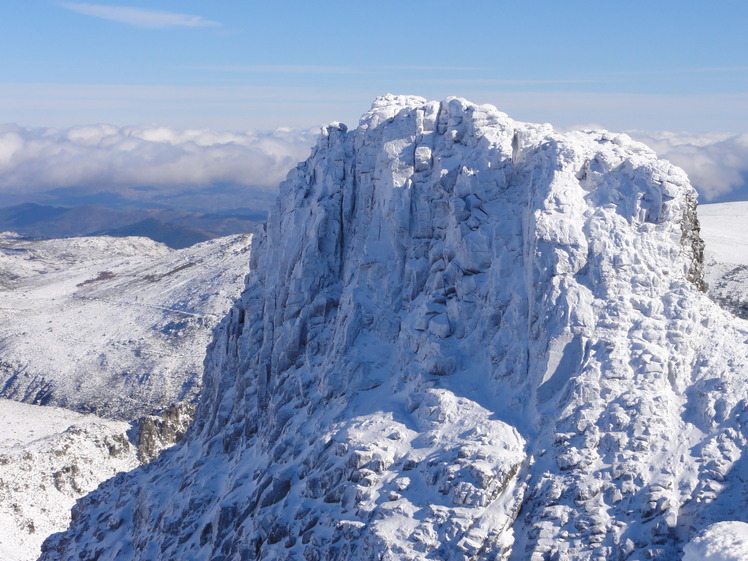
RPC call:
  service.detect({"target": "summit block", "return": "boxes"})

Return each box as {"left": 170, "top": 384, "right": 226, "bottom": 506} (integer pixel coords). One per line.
{"left": 41, "top": 96, "right": 748, "bottom": 561}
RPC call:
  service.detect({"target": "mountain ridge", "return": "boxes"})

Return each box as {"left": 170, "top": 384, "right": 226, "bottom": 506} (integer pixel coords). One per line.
{"left": 40, "top": 96, "right": 748, "bottom": 561}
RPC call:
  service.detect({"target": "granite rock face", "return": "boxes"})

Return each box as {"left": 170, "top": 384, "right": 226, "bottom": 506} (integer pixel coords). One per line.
{"left": 40, "top": 96, "right": 748, "bottom": 561}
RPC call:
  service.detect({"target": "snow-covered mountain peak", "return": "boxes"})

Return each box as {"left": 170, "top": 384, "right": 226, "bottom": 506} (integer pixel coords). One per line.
{"left": 40, "top": 97, "right": 747, "bottom": 561}
{"left": 371, "top": 92, "right": 428, "bottom": 107}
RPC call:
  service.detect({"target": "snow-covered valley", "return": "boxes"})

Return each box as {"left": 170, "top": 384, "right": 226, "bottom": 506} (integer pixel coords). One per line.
{"left": 0, "top": 232, "right": 252, "bottom": 419}
{"left": 0, "top": 232, "right": 253, "bottom": 560}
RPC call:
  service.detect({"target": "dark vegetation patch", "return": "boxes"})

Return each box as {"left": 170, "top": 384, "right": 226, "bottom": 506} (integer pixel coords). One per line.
{"left": 77, "top": 270, "right": 116, "bottom": 287}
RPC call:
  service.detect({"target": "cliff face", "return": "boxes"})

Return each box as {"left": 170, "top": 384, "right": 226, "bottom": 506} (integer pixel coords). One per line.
{"left": 40, "top": 96, "right": 748, "bottom": 561}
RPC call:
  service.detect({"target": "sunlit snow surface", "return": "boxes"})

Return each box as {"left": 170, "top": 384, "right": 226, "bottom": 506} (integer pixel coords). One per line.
{"left": 699, "top": 202, "right": 748, "bottom": 318}
{"left": 0, "top": 233, "right": 253, "bottom": 561}
{"left": 0, "top": 233, "right": 252, "bottom": 419}
{"left": 699, "top": 202, "right": 748, "bottom": 266}
{"left": 683, "top": 521, "right": 748, "bottom": 561}
{"left": 0, "top": 399, "right": 137, "bottom": 561}
{"left": 36, "top": 97, "right": 748, "bottom": 561}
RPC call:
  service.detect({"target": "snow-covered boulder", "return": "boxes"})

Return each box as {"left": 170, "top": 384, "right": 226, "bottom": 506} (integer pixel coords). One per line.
{"left": 683, "top": 521, "right": 748, "bottom": 561}
{"left": 0, "top": 233, "right": 251, "bottom": 419}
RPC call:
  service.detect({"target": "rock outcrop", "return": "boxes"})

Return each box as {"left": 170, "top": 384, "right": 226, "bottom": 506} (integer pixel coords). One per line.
{"left": 40, "top": 96, "right": 748, "bottom": 561}
{"left": 0, "top": 397, "right": 199, "bottom": 561}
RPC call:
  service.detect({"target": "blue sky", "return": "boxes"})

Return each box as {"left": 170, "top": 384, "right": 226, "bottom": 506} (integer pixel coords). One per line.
{"left": 1, "top": 0, "right": 747, "bottom": 132}
{"left": 1, "top": 1, "right": 748, "bottom": 206}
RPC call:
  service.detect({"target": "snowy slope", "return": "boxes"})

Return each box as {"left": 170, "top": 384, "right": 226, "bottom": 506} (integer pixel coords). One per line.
{"left": 0, "top": 399, "right": 138, "bottom": 561}
{"left": 40, "top": 96, "right": 748, "bottom": 561}
{"left": 0, "top": 233, "right": 251, "bottom": 419}
{"left": 698, "top": 202, "right": 748, "bottom": 266}
{"left": 699, "top": 202, "right": 748, "bottom": 318}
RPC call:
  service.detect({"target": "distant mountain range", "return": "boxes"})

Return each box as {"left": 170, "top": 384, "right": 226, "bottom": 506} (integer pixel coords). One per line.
{"left": 0, "top": 203, "right": 266, "bottom": 248}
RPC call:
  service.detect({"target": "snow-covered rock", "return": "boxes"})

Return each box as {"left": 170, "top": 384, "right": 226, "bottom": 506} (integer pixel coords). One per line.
{"left": 0, "top": 396, "right": 200, "bottom": 561}
{"left": 699, "top": 202, "right": 748, "bottom": 318}
{"left": 39, "top": 96, "right": 748, "bottom": 560}
{"left": 683, "top": 521, "right": 748, "bottom": 561}
{"left": 0, "top": 233, "right": 252, "bottom": 419}
{"left": 0, "top": 399, "right": 138, "bottom": 561}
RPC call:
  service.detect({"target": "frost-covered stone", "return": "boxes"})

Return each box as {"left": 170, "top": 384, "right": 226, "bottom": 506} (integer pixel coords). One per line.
{"left": 39, "top": 96, "right": 748, "bottom": 561}
{"left": 0, "top": 398, "right": 195, "bottom": 561}
{"left": 0, "top": 400, "right": 138, "bottom": 561}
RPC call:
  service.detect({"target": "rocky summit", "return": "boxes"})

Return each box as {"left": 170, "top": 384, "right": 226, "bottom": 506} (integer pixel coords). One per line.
{"left": 40, "top": 96, "right": 748, "bottom": 560}
{"left": 0, "top": 233, "right": 252, "bottom": 419}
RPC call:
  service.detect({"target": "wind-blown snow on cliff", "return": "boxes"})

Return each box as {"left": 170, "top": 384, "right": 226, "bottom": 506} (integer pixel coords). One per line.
{"left": 40, "top": 96, "right": 748, "bottom": 560}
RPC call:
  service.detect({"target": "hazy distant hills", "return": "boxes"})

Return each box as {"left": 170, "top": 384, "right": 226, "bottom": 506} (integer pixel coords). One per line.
{"left": 0, "top": 202, "right": 266, "bottom": 248}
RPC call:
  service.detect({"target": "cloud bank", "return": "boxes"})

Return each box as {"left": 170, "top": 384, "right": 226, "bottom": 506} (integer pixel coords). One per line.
{"left": 59, "top": 3, "right": 221, "bottom": 29}
{"left": 0, "top": 123, "right": 746, "bottom": 207}
{"left": 628, "top": 130, "right": 748, "bottom": 202}
{"left": 0, "top": 123, "right": 317, "bottom": 199}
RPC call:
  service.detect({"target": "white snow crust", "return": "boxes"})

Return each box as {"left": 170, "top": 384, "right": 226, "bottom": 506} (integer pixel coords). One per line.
{"left": 683, "top": 521, "right": 748, "bottom": 561}
{"left": 698, "top": 202, "right": 748, "bottom": 266}
{"left": 0, "top": 397, "right": 107, "bottom": 450}
{"left": 699, "top": 202, "right": 748, "bottom": 318}
{"left": 0, "top": 233, "right": 252, "bottom": 419}
{"left": 38, "top": 96, "right": 748, "bottom": 561}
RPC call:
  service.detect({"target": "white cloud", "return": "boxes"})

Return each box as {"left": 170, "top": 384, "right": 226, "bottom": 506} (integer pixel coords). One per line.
{"left": 628, "top": 130, "right": 748, "bottom": 202}
{"left": 59, "top": 3, "right": 220, "bottom": 29}
{"left": 0, "top": 123, "right": 317, "bottom": 196}
{"left": 1, "top": 121, "right": 746, "bottom": 207}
